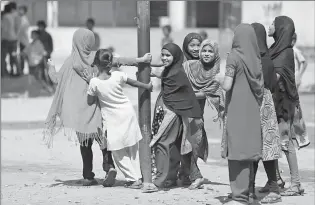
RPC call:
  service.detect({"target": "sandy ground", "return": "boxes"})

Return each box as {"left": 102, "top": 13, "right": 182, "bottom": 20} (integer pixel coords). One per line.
{"left": 1, "top": 27, "right": 314, "bottom": 205}
{"left": 1, "top": 88, "right": 315, "bottom": 205}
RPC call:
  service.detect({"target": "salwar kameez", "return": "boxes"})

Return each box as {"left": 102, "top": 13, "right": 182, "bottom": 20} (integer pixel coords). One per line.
{"left": 150, "top": 43, "right": 202, "bottom": 188}
{"left": 150, "top": 94, "right": 192, "bottom": 187}
{"left": 220, "top": 24, "right": 264, "bottom": 204}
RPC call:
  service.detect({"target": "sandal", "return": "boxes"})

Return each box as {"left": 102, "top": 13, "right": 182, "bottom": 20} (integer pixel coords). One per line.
{"left": 259, "top": 181, "right": 271, "bottom": 193}
{"left": 142, "top": 183, "right": 159, "bottom": 193}
{"left": 261, "top": 192, "right": 282, "bottom": 204}
{"left": 249, "top": 192, "right": 257, "bottom": 203}
{"left": 281, "top": 186, "right": 304, "bottom": 196}
{"left": 178, "top": 175, "right": 191, "bottom": 186}
{"left": 277, "top": 179, "right": 285, "bottom": 189}
{"left": 102, "top": 168, "right": 117, "bottom": 187}
{"left": 124, "top": 180, "right": 143, "bottom": 189}
{"left": 188, "top": 178, "right": 205, "bottom": 190}
{"left": 163, "top": 180, "right": 177, "bottom": 188}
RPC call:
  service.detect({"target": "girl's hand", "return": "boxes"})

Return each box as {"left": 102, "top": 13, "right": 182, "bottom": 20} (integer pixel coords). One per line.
{"left": 82, "top": 69, "right": 94, "bottom": 83}
{"left": 147, "top": 82, "right": 153, "bottom": 92}
{"left": 141, "top": 53, "right": 152, "bottom": 63}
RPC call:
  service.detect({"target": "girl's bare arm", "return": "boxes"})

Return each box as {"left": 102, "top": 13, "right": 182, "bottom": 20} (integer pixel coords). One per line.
{"left": 112, "top": 53, "right": 152, "bottom": 67}
{"left": 126, "top": 78, "right": 153, "bottom": 91}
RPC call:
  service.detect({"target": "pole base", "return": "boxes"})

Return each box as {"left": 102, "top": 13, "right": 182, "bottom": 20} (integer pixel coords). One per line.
{"left": 141, "top": 182, "right": 159, "bottom": 193}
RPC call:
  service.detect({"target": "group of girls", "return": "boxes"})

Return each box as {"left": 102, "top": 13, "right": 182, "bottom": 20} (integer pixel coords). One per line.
{"left": 44, "top": 14, "right": 307, "bottom": 205}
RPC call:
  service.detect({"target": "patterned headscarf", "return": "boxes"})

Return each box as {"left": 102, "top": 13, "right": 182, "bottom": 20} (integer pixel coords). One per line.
{"left": 183, "top": 39, "right": 225, "bottom": 119}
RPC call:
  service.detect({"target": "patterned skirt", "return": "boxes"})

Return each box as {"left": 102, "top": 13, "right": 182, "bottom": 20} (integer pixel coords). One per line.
{"left": 260, "top": 89, "right": 282, "bottom": 161}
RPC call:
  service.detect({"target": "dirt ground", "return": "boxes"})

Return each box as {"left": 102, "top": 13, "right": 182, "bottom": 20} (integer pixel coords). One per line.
{"left": 1, "top": 89, "right": 315, "bottom": 205}
{"left": 1, "top": 27, "right": 314, "bottom": 205}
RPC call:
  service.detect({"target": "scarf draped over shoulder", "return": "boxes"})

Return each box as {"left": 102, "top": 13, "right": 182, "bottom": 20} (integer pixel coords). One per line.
{"left": 230, "top": 24, "right": 264, "bottom": 106}
{"left": 161, "top": 43, "right": 202, "bottom": 118}
{"left": 251, "top": 23, "right": 277, "bottom": 93}
{"left": 269, "top": 16, "right": 298, "bottom": 102}
{"left": 43, "top": 28, "right": 103, "bottom": 148}
{"left": 183, "top": 39, "right": 225, "bottom": 119}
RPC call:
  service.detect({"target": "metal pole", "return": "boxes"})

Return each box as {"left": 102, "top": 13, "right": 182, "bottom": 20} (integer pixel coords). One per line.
{"left": 136, "top": 1, "right": 158, "bottom": 193}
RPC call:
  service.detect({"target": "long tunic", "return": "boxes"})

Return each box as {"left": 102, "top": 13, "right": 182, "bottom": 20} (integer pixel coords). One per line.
{"left": 87, "top": 71, "right": 142, "bottom": 150}
{"left": 223, "top": 54, "right": 262, "bottom": 161}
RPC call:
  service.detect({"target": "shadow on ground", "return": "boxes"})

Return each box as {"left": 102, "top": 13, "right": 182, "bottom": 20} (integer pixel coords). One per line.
{"left": 49, "top": 178, "right": 127, "bottom": 188}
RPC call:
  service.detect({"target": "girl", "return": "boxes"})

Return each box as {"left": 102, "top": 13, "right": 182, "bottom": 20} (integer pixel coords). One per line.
{"left": 21, "top": 30, "right": 53, "bottom": 94}
{"left": 182, "top": 33, "right": 203, "bottom": 61}
{"left": 181, "top": 39, "right": 225, "bottom": 189}
{"left": 215, "top": 24, "right": 264, "bottom": 205}
{"left": 44, "top": 28, "right": 152, "bottom": 187}
{"left": 250, "top": 22, "right": 282, "bottom": 204}
{"left": 150, "top": 32, "right": 204, "bottom": 184}
{"left": 268, "top": 16, "right": 304, "bottom": 196}
{"left": 150, "top": 43, "right": 203, "bottom": 188}
{"left": 84, "top": 49, "right": 153, "bottom": 189}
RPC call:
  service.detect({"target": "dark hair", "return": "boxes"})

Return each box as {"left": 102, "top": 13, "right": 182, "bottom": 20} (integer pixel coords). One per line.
{"left": 162, "top": 25, "right": 172, "bottom": 33}
{"left": 19, "top": 5, "right": 28, "bottom": 13}
{"left": 4, "top": 4, "right": 11, "bottom": 13}
{"left": 8, "top": 2, "right": 17, "bottom": 10}
{"left": 31, "top": 30, "right": 40, "bottom": 36}
{"left": 292, "top": 32, "right": 297, "bottom": 40}
{"left": 37, "top": 20, "right": 47, "bottom": 28}
{"left": 86, "top": 18, "right": 95, "bottom": 26}
{"left": 92, "top": 49, "right": 113, "bottom": 69}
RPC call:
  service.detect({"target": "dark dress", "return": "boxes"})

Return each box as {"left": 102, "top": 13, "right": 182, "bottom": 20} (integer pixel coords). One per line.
{"left": 224, "top": 53, "right": 262, "bottom": 161}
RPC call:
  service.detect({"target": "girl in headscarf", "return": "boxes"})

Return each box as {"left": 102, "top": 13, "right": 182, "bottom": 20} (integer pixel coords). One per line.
{"left": 149, "top": 33, "right": 203, "bottom": 184}
{"left": 214, "top": 24, "right": 264, "bottom": 205}
{"left": 249, "top": 22, "right": 282, "bottom": 204}
{"left": 182, "top": 32, "right": 203, "bottom": 61}
{"left": 149, "top": 43, "right": 203, "bottom": 188}
{"left": 267, "top": 16, "right": 304, "bottom": 196}
{"left": 44, "top": 28, "right": 152, "bottom": 186}
{"left": 181, "top": 39, "right": 225, "bottom": 189}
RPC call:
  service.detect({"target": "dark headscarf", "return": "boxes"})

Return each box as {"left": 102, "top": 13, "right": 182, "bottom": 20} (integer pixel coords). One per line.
{"left": 268, "top": 16, "right": 298, "bottom": 102}
{"left": 161, "top": 43, "right": 202, "bottom": 118}
{"left": 182, "top": 33, "right": 203, "bottom": 61}
{"left": 231, "top": 24, "right": 264, "bottom": 106}
{"left": 251, "top": 23, "right": 277, "bottom": 93}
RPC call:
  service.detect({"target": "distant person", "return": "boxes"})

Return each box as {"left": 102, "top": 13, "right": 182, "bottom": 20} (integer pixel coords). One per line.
{"left": 1, "top": 2, "right": 20, "bottom": 76}
{"left": 292, "top": 33, "right": 308, "bottom": 89}
{"left": 1, "top": 4, "right": 12, "bottom": 77}
{"left": 37, "top": 20, "right": 54, "bottom": 88}
{"left": 37, "top": 20, "right": 53, "bottom": 59}
{"left": 161, "top": 25, "right": 173, "bottom": 47}
{"left": 86, "top": 18, "right": 100, "bottom": 51}
{"left": 199, "top": 30, "right": 208, "bottom": 41}
{"left": 18, "top": 5, "right": 30, "bottom": 74}
{"left": 291, "top": 33, "right": 310, "bottom": 149}
{"left": 21, "top": 30, "right": 52, "bottom": 93}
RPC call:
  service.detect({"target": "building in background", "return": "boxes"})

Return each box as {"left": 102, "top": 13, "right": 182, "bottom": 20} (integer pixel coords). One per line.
{"left": 1, "top": 1, "right": 241, "bottom": 30}
{"left": 1, "top": 1, "right": 313, "bottom": 47}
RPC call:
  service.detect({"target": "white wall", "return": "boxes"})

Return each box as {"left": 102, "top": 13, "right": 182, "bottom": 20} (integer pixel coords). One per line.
{"left": 242, "top": 1, "right": 315, "bottom": 47}
{"left": 168, "top": 1, "right": 186, "bottom": 31}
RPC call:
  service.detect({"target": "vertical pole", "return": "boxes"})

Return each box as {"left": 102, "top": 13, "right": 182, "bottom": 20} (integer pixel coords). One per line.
{"left": 136, "top": 1, "right": 158, "bottom": 193}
